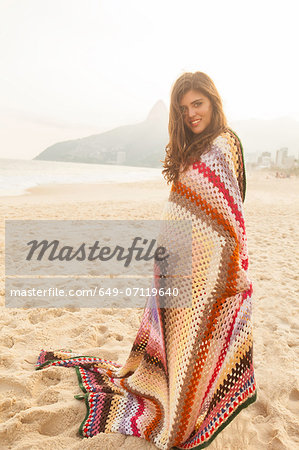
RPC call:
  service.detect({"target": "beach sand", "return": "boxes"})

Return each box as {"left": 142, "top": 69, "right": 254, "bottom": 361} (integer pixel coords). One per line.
{"left": 0, "top": 172, "right": 298, "bottom": 449}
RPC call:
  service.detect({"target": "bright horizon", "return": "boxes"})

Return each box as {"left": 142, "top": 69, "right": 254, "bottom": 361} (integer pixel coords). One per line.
{"left": 0, "top": 0, "right": 298, "bottom": 159}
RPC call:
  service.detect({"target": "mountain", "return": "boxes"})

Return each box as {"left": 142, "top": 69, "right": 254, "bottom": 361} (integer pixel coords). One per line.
{"left": 34, "top": 103, "right": 299, "bottom": 167}
{"left": 34, "top": 100, "right": 169, "bottom": 168}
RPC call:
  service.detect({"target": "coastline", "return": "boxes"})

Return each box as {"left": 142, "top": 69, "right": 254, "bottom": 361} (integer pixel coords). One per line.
{"left": 0, "top": 179, "right": 170, "bottom": 206}
{"left": 0, "top": 167, "right": 294, "bottom": 204}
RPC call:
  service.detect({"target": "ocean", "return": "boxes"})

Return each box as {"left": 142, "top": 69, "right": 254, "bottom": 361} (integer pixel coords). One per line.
{"left": 0, "top": 158, "right": 163, "bottom": 196}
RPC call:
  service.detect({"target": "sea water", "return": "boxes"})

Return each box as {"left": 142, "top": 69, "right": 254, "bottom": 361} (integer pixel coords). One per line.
{"left": 0, "top": 158, "right": 162, "bottom": 196}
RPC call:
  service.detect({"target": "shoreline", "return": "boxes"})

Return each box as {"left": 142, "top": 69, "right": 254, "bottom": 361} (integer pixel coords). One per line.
{"left": 0, "top": 167, "right": 296, "bottom": 201}
{"left": 0, "top": 179, "right": 170, "bottom": 205}
{"left": 0, "top": 169, "right": 297, "bottom": 207}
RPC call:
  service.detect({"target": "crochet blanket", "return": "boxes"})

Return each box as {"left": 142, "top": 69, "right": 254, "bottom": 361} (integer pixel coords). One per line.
{"left": 36, "top": 128, "right": 257, "bottom": 449}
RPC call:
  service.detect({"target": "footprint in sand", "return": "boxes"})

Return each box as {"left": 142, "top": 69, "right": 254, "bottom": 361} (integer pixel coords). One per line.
{"left": 286, "top": 387, "right": 299, "bottom": 416}
{"left": 35, "top": 368, "right": 62, "bottom": 387}
{"left": 2, "top": 334, "right": 14, "bottom": 348}
{"left": 36, "top": 387, "right": 60, "bottom": 406}
{"left": 69, "top": 326, "right": 83, "bottom": 338}
{"left": 0, "top": 353, "right": 15, "bottom": 369}
{"left": 0, "top": 377, "right": 29, "bottom": 395}
{"left": 111, "top": 333, "right": 124, "bottom": 342}
{"left": 28, "top": 309, "right": 65, "bottom": 324}
{"left": 268, "top": 434, "right": 289, "bottom": 450}
{"left": 97, "top": 324, "right": 108, "bottom": 334}
{"left": 251, "top": 398, "right": 269, "bottom": 420}
{"left": 289, "top": 387, "right": 299, "bottom": 402}
{"left": 0, "top": 395, "right": 31, "bottom": 421}
{"left": 38, "top": 404, "right": 84, "bottom": 436}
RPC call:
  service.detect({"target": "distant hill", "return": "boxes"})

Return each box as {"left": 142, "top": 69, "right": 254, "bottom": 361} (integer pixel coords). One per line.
{"left": 34, "top": 103, "right": 299, "bottom": 167}
{"left": 34, "top": 100, "right": 169, "bottom": 168}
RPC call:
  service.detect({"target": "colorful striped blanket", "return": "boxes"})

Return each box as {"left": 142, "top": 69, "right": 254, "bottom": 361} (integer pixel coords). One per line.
{"left": 36, "top": 128, "right": 257, "bottom": 449}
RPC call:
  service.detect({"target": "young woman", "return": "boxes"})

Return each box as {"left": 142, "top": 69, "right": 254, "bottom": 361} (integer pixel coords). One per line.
{"left": 37, "top": 72, "right": 257, "bottom": 449}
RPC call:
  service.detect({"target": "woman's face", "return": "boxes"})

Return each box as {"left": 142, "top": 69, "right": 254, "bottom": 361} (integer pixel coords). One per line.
{"left": 179, "top": 89, "right": 213, "bottom": 134}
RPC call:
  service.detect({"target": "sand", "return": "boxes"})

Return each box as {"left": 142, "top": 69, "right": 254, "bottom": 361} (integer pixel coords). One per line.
{"left": 0, "top": 172, "right": 298, "bottom": 449}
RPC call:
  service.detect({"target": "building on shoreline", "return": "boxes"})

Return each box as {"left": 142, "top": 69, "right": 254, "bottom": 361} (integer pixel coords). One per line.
{"left": 245, "top": 147, "right": 297, "bottom": 171}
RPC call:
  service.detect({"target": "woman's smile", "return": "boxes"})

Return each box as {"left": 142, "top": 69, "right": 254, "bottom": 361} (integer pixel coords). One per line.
{"left": 190, "top": 118, "right": 202, "bottom": 127}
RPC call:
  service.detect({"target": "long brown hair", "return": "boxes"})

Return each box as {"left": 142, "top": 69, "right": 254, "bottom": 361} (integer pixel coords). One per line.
{"left": 162, "top": 71, "right": 228, "bottom": 184}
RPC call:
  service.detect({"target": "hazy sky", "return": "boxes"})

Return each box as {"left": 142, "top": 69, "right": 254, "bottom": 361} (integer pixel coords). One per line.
{"left": 0, "top": 0, "right": 298, "bottom": 159}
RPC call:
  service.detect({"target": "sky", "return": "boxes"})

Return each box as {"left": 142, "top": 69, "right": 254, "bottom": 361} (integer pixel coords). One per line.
{"left": 0, "top": 0, "right": 298, "bottom": 159}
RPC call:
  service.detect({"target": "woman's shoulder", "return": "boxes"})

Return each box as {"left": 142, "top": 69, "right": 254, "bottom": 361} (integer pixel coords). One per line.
{"left": 210, "top": 128, "right": 244, "bottom": 168}
{"left": 211, "top": 128, "right": 243, "bottom": 154}
{"left": 210, "top": 127, "right": 246, "bottom": 201}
